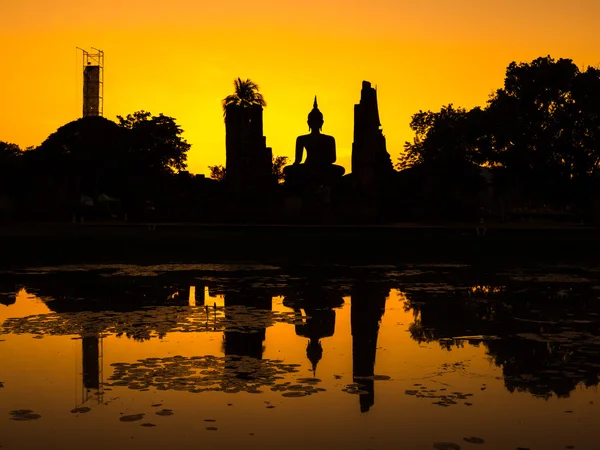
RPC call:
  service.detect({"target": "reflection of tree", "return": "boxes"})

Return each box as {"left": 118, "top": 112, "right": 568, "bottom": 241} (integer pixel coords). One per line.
{"left": 27, "top": 274, "right": 191, "bottom": 313}
{"left": 0, "top": 293, "right": 16, "bottom": 306}
{"left": 0, "top": 280, "right": 17, "bottom": 306}
{"left": 403, "top": 281, "right": 600, "bottom": 398}
{"left": 19, "top": 275, "right": 192, "bottom": 342}
{"left": 351, "top": 283, "right": 388, "bottom": 413}
{"left": 486, "top": 337, "right": 600, "bottom": 399}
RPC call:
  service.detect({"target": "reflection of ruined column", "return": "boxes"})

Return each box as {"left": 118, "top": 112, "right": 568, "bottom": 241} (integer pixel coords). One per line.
{"left": 351, "top": 284, "right": 388, "bottom": 413}
{"left": 222, "top": 292, "right": 271, "bottom": 361}
{"left": 82, "top": 336, "right": 100, "bottom": 390}
{"left": 194, "top": 284, "right": 205, "bottom": 307}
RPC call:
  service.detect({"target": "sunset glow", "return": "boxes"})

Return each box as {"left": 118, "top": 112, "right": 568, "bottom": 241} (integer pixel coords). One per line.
{"left": 1, "top": 0, "right": 599, "bottom": 175}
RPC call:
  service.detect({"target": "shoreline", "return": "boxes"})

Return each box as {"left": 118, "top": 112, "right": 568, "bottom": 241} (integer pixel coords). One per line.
{"left": 1, "top": 221, "right": 599, "bottom": 267}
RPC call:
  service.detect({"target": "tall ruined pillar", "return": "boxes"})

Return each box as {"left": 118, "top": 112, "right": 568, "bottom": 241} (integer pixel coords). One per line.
{"left": 225, "top": 105, "right": 274, "bottom": 194}
{"left": 351, "top": 81, "right": 394, "bottom": 194}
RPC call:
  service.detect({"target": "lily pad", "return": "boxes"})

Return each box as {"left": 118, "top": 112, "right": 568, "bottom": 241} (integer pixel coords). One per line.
{"left": 119, "top": 414, "right": 145, "bottom": 422}
{"left": 10, "top": 410, "right": 33, "bottom": 416}
{"left": 70, "top": 407, "right": 91, "bottom": 414}
{"left": 10, "top": 410, "right": 41, "bottom": 421}
{"left": 433, "top": 443, "right": 461, "bottom": 450}
{"left": 463, "top": 437, "right": 485, "bottom": 444}
{"left": 155, "top": 410, "right": 174, "bottom": 416}
{"left": 282, "top": 391, "right": 308, "bottom": 398}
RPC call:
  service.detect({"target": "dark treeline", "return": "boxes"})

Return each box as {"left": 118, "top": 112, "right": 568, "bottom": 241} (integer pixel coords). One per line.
{"left": 2, "top": 55, "right": 600, "bottom": 224}
{"left": 398, "top": 56, "right": 600, "bottom": 222}
{"left": 0, "top": 111, "right": 221, "bottom": 222}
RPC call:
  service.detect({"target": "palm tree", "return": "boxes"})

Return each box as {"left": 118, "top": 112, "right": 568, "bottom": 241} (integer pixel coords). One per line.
{"left": 222, "top": 78, "right": 266, "bottom": 119}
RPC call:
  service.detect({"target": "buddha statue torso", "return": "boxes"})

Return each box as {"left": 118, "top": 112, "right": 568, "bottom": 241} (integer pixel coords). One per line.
{"left": 295, "top": 133, "right": 336, "bottom": 167}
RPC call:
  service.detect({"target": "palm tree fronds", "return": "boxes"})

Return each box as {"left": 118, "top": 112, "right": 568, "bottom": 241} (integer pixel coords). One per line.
{"left": 222, "top": 78, "right": 267, "bottom": 118}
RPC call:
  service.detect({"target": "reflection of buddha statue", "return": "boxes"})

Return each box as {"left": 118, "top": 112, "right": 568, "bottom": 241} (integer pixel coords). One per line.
{"left": 284, "top": 97, "right": 345, "bottom": 185}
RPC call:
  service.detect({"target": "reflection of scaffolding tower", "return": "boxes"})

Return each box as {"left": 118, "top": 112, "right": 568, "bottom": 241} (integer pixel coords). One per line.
{"left": 77, "top": 47, "right": 104, "bottom": 117}
{"left": 79, "top": 335, "right": 104, "bottom": 406}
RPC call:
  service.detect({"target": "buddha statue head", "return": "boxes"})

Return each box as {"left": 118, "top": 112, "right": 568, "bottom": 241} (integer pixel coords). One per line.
{"left": 307, "top": 96, "right": 324, "bottom": 132}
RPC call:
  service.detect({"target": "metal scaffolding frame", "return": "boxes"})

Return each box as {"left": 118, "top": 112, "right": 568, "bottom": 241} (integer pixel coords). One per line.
{"left": 76, "top": 47, "right": 104, "bottom": 117}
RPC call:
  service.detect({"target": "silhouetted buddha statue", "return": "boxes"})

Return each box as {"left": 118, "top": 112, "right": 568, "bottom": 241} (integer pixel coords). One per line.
{"left": 284, "top": 97, "right": 345, "bottom": 186}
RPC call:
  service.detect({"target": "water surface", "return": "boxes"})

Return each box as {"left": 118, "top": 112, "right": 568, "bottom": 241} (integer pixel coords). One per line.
{"left": 1, "top": 263, "right": 599, "bottom": 450}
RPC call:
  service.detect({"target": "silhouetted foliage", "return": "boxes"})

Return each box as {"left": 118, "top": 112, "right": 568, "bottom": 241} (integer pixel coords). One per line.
{"left": 272, "top": 155, "right": 288, "bottom": 184}
{"left": 27, "top": 117, "right": 126, "bottom": 217}
{"left": 399, "top": 105, "right": 490, "bottom": 169}
{"left": 208, "top": 165, "right": 226, "bottom": 182}
{"left": 208, "top": 156, "right": 288, "bottom": 184}
{"left": 0, "top": 142, "right": 22, "bottom": 160}
{"left": 399, "top": 55, "right": 600, "bottom": 216}
{"left": 222, "top": 78, "right": 266, "bottom": 119}
{"left": 0, "top": 142, "right": 22, "bottom": 188}
{"left": 117, "top": 111, "right": 190, "bottom": 174}
{"left": 210, "top": 156, "right": 288, "bottom": 184}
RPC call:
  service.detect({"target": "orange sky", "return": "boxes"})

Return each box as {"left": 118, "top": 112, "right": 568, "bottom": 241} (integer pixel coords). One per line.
{"left": 1, "top": 0, "right": 599, "bottom": 175}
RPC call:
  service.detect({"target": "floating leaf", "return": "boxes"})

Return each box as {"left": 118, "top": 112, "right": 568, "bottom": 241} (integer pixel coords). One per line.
{"left": 10, "top": 410, "right": 33, "bottom": 416}
{"left": 282, "top": 391, "right": 308, "bottom": 398}
{"left": 433, "top": 443, "right": 461, "bottom": 450}
{"left": 70, "top": 407, "right": 91, "bottom": 414}
{"left": 463, "top": 437, "right": 485, "bottom": 444}
{"left": 120, "top": 414, "right": 145, "bottom": 422}
{"left": 9, "top": 410, "right": 41, "bottom": 421}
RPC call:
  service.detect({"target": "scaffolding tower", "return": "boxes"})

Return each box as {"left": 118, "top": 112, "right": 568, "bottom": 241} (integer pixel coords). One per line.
{"left": 77, "top": 47, "right": 104, "bottom": 117}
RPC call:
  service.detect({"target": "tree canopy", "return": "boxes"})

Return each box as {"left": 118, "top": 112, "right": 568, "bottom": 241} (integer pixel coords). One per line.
{"left": 222, "top": 78, "right": 266, "bottom": 118}
{"left": 0, "top": 142, "right": 22, "bottom": 159}
{"left": 117, "top": 111, "right": 190, "bottom": 174}
{"left": 399, "top": 56, "right": 600, "bottom": 208}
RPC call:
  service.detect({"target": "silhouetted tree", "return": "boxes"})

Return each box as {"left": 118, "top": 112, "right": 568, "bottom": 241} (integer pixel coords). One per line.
{"left": 117, "top": 111, "right": 190, "bottom": 174}
{"left": 400, "top": 56, "right": 600, "bottom": 215}
{"left": 0, "top": 141, "right": 22, "bottom": 190}
{"left": 272, "top": 155, "right": 288, "bottom": 184}
{"left": 210, "top": 156, "right": 287, "bottom": 184}
{"left": 222, "top": 78, "right": 266, "bottom": 119}
{"left": 34, "top": 117, "right": 124, "bottom": 162}
{"left": 28, "top": 117, "right": 126, "bottom": 214}
{"left": 208, "top": 165, "right": 226, "bottom": 182}
{"left": 486, "top": 57, "right": 600, "bottom": 208}
{"left": 0, "top": 142, "right": 22, "bottom": 159}
{"left": 399, "top": 105, "right": 490, "bottom": 169}
{"left": 0, "top": 142, "right": 22, "bottom": 218}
